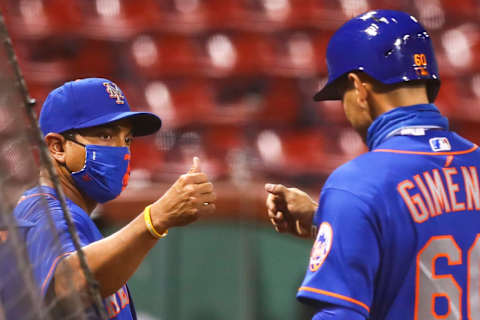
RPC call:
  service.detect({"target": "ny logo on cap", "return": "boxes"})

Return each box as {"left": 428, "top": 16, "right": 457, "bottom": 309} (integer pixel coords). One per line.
{"left": 103, "top": 82, "right": 125, "bottom": 104}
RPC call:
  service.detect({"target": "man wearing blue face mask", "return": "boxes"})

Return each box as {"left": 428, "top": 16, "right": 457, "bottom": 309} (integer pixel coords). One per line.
{"left": 12, "top": 78, "right": 216, "bottom": 319}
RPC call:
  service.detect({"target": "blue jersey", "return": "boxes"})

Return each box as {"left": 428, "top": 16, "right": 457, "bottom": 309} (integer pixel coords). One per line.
{"left": 13, "top": 186, "right": 136, "bottom": 319}
{"left": 298, "top": 105, "right": 480, "bottom": 319}
{"left": 0, "top": 214, "right": 38, "bottom": 319}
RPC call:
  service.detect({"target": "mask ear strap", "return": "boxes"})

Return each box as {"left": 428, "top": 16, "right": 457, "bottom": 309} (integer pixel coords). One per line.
{"left": 64, "top": 135, "right": 87, "bottom": 148}
{"left": 60, "top": 134, "right": 87, "bottom": 173}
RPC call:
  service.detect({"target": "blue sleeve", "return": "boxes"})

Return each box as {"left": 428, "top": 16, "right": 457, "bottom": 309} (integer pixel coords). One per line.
{"left": 297, "top": 188, "right": 380, "bottom": 318}
{"left": 26, "top": 207, "right": 93, "bottom": 296}
{"left": 312, "top": 305, "right": 367, "bottom": 320}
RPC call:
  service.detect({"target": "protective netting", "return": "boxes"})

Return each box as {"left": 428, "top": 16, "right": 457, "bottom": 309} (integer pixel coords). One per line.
{"left": 0, "top": 14, "right": 106, "bottom": 320}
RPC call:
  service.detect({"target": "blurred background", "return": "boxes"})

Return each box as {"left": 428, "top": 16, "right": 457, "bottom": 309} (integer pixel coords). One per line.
{"left": 1, "top": 0, "right": 480, "bottom": 319}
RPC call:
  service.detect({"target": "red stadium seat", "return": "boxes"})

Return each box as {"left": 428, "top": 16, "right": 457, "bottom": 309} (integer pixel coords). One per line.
{"left": 266, "top": 31, "right": 331, "bottom": 77}
{"left": 203, "top": 125, "right": 246, "bottom": 156}
{"left": 434, "top": 76, "right": 459, "bottom": 117}
{"left": 208, "top": 77, "right": 299, "bottom": 127}
{"left": 130, "top": 136, "right": 165, "bottom": 173}
{"left": 436, "top": 23, "right": 480, "bottom": 76}
{"left": 223, "top": 0, "right": 314, "bottom": 31}
{"left": 153, "top": 0, "right": 212, "bottom": 33}
{"left": 254, "top": 78, "right": 300, "bottom": 126}
{"left": 309, "top": 0, "right": 361, "bottom": 30}
{"left": 71, "top": 40, "right": 118, "bottom": 79}
{"left": 129, "top": 34, "right": 198, "bottom": 78}
{"left": 4, "top": 0, "right": 83, "bottom": 38}
{"left": 141, "top": 79, "right": 215, "bottom": 127}
{"left": 281, "top": 130, "right": 327, "bottom": 167}
{"left": 453, "top": 119, "right": 480, "bottom": 145}
{"left": 206, "top": 77, "right": 267, "bottom": 126}
{"left": 204, "top": 0, "right": 244, "bottom": 30}
{"left": 14, "top": 37, "right": 76, "bottom": 84}
{"left": 438, "top": 0, "right": 479, "bottom": 21}
{"left": 15, "top": 38, "right": 116, "bottom": 84}
{"left": 256, "top": 128, "right": 341, "bottom": 176}
{"left": 197, "top": 32, "right": 275, "bottom": 77}
{"left": 77, "top": 0, "right": 161, "bottom": 39}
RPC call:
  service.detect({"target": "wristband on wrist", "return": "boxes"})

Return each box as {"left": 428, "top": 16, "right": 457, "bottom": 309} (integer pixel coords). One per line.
{"left": 143, "top": 205, "right": 168, "bottom": 239}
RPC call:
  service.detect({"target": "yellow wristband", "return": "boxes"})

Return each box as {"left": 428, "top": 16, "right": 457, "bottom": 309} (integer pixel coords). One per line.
{"left": 143, "top": 205, "right": 168, "bottom": 239}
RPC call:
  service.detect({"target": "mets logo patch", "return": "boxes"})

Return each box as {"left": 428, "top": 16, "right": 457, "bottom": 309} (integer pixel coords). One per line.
{"left": 309, "top": 222, "right": 333, "bottom": 272}
{"left": 103, "top": 82, "right": 125, "bottom": 104}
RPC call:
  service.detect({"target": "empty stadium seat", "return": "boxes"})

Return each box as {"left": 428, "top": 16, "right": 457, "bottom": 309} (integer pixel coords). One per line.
{"left": 197, "top": 32, "right": 275, "bottom": 77}
{"left": 129, "top": 34, "right": 198, "bottom": 78}
{"left": 14, "top": 37, "right": 76, "bottom": 83}
{"left": 154, "top": 0, "right": 212, "bottom": 33}
{"left": 141, "top": 79, "right": 215, "bottom": 127}
{"left": 225, "top": 0, "right": 316, "bottom": 31}
{"left": 78, "top": 0, "right": 161, "bottom": 39}
{"left": 266, "top": 31, "right": 331, "bottom": 77}
{"left": 4, "top": 0, "right": 83, "bottom": 38}
{"left": 255, "top": 128, "right": 343, "bottom": 176}
{"left": 15, "top": 38, "right": 117, "bottom": 84}
{"left": 254, "top": 78, "right": 300, "bottom": 126}
{"left": 438, "top": 0, "right": 480, "bottom": 21}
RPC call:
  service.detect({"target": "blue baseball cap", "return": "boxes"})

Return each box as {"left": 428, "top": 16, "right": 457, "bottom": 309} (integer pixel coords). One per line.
{"left": 39, "top": 78, "right": 162, "bottom": 137}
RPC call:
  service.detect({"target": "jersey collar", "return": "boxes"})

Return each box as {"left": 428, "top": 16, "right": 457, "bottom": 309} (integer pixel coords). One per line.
{"left": 366, "top": 104, "right": 449, "bottom": 151}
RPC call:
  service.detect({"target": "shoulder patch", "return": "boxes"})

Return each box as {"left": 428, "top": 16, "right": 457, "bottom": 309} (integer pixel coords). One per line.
{"left": 309, "top": 222, "right": 333, "bottom": 272}
{"left": 429, "top": 137, "right": 451, "bottom": 152}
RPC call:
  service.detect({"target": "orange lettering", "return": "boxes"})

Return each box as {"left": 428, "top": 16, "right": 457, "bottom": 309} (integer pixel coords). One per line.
{"left": 443, "top": 167, "right": 465, "bottom": 212}
{"left": 462, "top": 166, "right": 480, "bottom": 211}
{"left": 398, "top": 179, "right": 430, "bottom": 223}
{"left": 424, "top": 170, "right": 451, "bottom": 215}
{"left": 414, "top": 174, "right": 436, "bottom": 216}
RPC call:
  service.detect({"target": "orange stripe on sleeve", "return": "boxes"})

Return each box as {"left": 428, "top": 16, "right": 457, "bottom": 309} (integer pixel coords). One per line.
{"left": 298, "top": 286, "right": 370, "bottom": 313}
{"left": 373, "top": 145, "right": 478, "bottom": 156}
{"left": 41, "top": 251, "right": 73, "bottom": 295}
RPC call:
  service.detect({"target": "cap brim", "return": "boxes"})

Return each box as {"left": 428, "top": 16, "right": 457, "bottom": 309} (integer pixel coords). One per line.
{"left": 313, "top": 82, "right": 342, "bottom": 101}
{"left": 73, "top": 111, "right": 162, "bottom": 137}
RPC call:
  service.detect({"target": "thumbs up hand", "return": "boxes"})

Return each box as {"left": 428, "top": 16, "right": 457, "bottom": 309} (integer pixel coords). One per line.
{"left": 189, "top": 156, "right": 201, "bottom": 173}
{"left": 149, "top": 157, "right": 216, "bottom": 232}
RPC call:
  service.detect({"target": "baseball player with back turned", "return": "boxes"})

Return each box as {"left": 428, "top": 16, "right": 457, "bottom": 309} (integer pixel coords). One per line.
{"left": 266, "top": 10, "right": 480, "bottom": 320}
{"left": 12, "top": 78, "right": 216, "bottom": 319}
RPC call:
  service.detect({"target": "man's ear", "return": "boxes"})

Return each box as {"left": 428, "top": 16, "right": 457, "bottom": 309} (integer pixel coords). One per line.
{"left": 347, "top": 73, "right": 370, "bottom": 110}
{"left": 45, "top": 133, "right": 66, "bottom": 164}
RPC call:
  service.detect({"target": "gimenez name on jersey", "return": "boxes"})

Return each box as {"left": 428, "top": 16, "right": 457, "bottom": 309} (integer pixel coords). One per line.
{"left": 397, "top": 165, "right": 479, "bottom": 223}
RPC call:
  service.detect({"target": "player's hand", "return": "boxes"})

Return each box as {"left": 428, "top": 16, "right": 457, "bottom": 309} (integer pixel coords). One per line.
{"left": 150, "top": 157, "right": 216, "bottom": 231}
{"left": 265, "top": 183, "right": 318, "bottom": 238}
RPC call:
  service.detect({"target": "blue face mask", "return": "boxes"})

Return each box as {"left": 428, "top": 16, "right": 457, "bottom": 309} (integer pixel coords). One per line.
{"left": 66, "top": 139, "right": 131, "bottom": 203}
